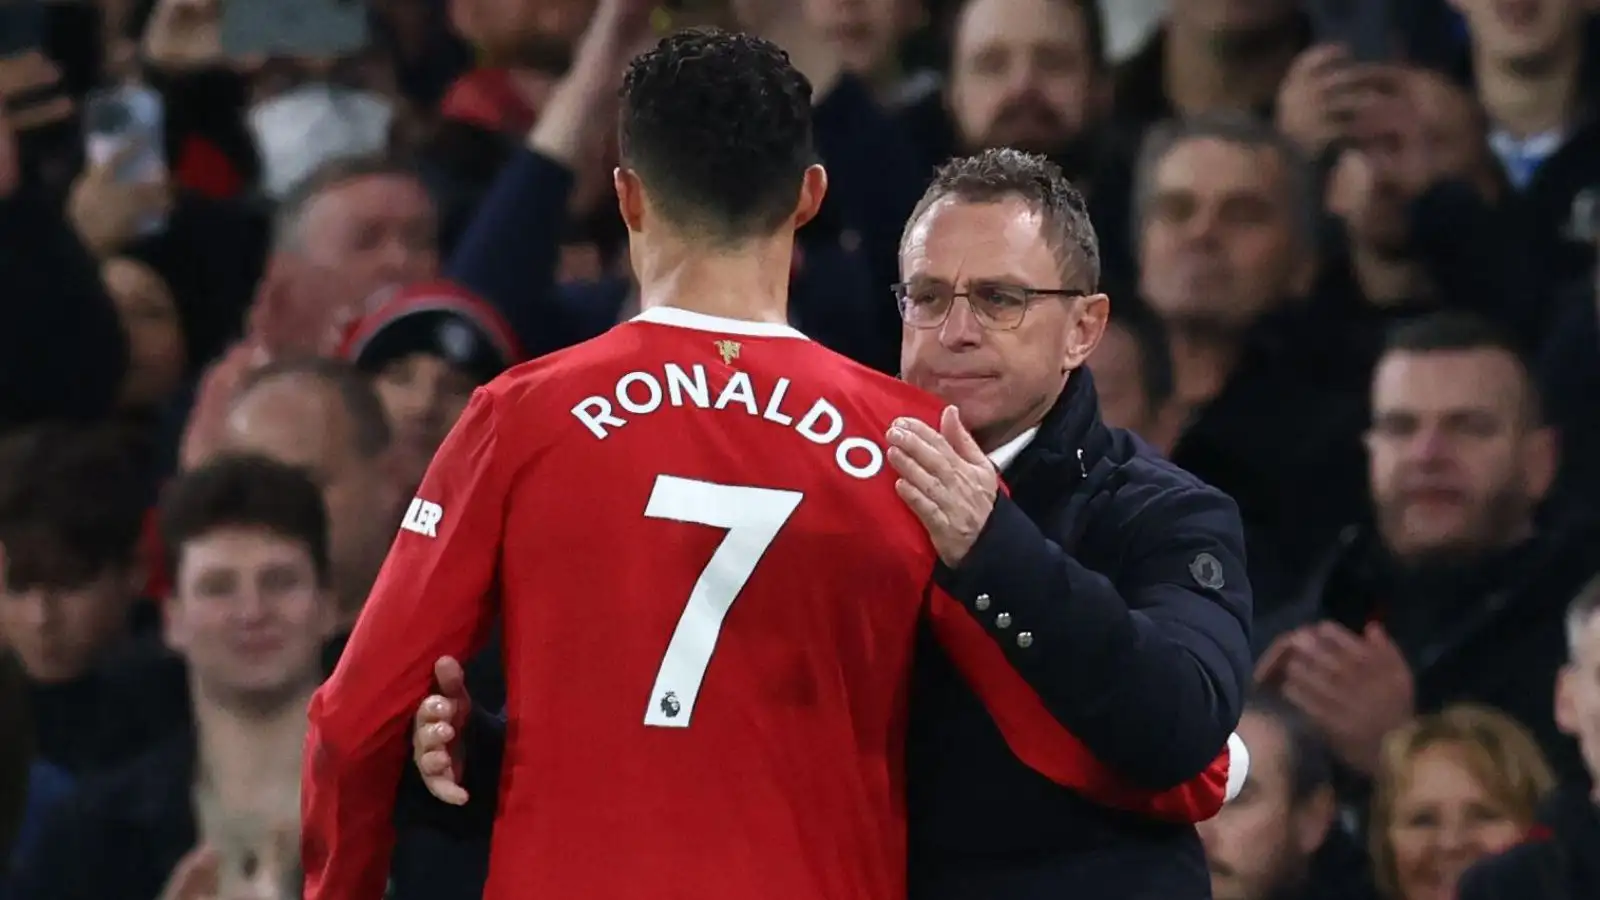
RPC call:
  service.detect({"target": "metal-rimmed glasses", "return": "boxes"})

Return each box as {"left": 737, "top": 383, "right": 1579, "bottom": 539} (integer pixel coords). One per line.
{"left": 891, "top": 281, "right": 1089, "bottom": 331}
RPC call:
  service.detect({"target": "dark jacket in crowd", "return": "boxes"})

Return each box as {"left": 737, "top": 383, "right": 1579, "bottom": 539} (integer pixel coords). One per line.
{"left": 1458, "top": 786, "right": 1600, "bottom": 900}
{"left": 405, "top": 369, "right": 1254, "bottom": 900}
{"left": 0, "top": 186, "right": 127, "bottom": 432}
{"left": 6, "top": 732, "right": 197, "bottom": 900}
{"left": 1257, "top": 515, "right": 1600, "bottom": 788}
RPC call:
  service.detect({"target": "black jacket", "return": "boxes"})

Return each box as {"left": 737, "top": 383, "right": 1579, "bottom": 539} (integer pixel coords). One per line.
{"left": 6, "top": 733, "right": 197, "bottom": 900}
{"left": 1256, "top": 517, "right": 1597, "bottom": 788}
{"left": 414, "top": 370, "right": 1254, "bottom": 900}
{"left": 1458, "top": 787, "right": 1600, "bottom": 900}
{"left": 906, "top": 368, "right": 1252, "bottom": 900}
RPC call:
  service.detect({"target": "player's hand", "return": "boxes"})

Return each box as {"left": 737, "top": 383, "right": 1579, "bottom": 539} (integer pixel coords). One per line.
{"left": 414, "top": 655, "right": 473, "bottom": 805}
{"left": 887, "top": 406, "right": 998, "bottom": 568}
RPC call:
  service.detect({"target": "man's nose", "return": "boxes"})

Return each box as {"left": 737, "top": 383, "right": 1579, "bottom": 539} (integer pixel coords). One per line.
{"left": 937, "top": 297, "right": 986, "bottom": 349}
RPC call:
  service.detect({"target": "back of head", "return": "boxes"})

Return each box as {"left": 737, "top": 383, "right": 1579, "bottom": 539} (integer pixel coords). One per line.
{"left": 618, "top": 28, "right": 816, "bottom": 244}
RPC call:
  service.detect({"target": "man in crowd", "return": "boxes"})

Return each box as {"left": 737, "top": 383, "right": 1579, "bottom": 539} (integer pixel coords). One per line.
{"left": 1133, "top": 110, "right": 1367, "bottom": 575}
{"left": 1199, "top": 693, "right": 1372, "bottom": 900}
{"left": 0, "top": 424, "right": 185, "bottom": 775}
{"left": 1452, "top": 0, "right": 1598, "bottom": 298}
{"left": 7, "top": 456, "right": 337, "bottom": 900}
{"left": 1258, "top": 312, "right": 1597, "bottom": 788}
{"left": 216, "top": 359, "right": 404, "bottom": 632}
{"left": 183, "top": 155, "right": 441, "bottom": 468}
{"left": 411, "top": 143, "right": 1253, "bottom": 897}
{"left": 1086, "top": 298, "right": 1177, "bottom": 452}
{"left": 1459, "top": 577, "right": 1600, "bottom": 899}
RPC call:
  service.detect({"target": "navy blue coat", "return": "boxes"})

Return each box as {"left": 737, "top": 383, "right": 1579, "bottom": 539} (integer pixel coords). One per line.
{"left": 906, "top": 368, "right": 1252, "bottom": 899}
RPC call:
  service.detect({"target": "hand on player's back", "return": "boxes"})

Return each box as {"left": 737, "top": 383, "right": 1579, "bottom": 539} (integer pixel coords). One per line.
{"left": 413, "top": 656, "right": 475, "bottom": 805}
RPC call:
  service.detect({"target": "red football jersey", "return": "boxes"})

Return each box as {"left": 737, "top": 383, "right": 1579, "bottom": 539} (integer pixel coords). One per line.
{"left": 302, "top": 307, "right": 1240, "bottom": 900}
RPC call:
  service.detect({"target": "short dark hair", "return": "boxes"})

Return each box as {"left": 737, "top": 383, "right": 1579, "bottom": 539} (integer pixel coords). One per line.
{"left": 952, "top": 0, "right": 1108, "bottom": 72}
{"left": 905, "top": 148, "right": 1101, "bottom": 290}
{"left": 1108, "top": 299, "right": 1174, "bottom": 410}
{"left": 159, "top": 455, "right": 331, "bottom": 586}
{"left": 0, "top": 424, "right": 151, "bottom": 589}
{"left": 1246, "top": 690, "right": 1333, "bottom": 803}
{"left": 1381, "top": 312, "right": 1541, "bottom": 423}
{"left": 273, "top": 153, "right": 433, "bottom": 252}
{"left": 618, "top": 28, "right": 815, "bottom": 242}
{"left": 236, "top": 357, "right": 392, "bottom": 458}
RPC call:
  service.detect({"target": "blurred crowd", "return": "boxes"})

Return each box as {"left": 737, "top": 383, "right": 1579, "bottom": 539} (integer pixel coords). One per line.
{"left": 0, "top": 0, "right": 1598, "bottom": 898}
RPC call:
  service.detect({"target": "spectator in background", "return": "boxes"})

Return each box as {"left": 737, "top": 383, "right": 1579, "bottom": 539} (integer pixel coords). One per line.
{"left": 1258, "top": 313, "right": 1596, "bottom": 786}
{"left": 1133, "top": 111, "right": 1367, "bottom": 572}
{"left": 0, "top": 651, "right": 74, "bottom": 887}
{"left": 182, "top": 154, "right": 440, "bottom": 469}
{"left": 1454, "top": 0, "right": 1599, "bottom": 298}
{"left": 1114, "top": 0, "right": 1306, "bottom": 133}
{"left": 0, "top": 425, "right": 185, "bottom": 775}
{"left": 100, "top": 255, "right": 187, "bottom": 414}
{"left": 1198, "top": 692, "right": 1356, "bottom": 900}
{"left": 216, "top": 359, "right": 401, "bottom": 634}
{"left": 339, "top": 281, "right": 524, "bottom": 491}
{"left": 1086, "top": 298, "right": 1177, "bottom": 453}
{"left": 803, "top": 0, "right": 927, "bottom": 104}
{"left": 1457, "top": 576, "right": 1600, "bottom": 899}
{"left": 1319, "top": 67, "right": 1509, "bottom": 345}
{"left": 7, "top": 455, "right": 336, "bottom": 900}
{"left": 1369, "top": 704, "right": 1553, "bottom": 900}
{"left": 899, "top": 0, "right": 1134, "bottom": 270}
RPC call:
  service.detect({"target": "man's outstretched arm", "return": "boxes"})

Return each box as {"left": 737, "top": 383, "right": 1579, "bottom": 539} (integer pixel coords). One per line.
{"left": 303, "top": 392, "right": 507, "bottom": 899}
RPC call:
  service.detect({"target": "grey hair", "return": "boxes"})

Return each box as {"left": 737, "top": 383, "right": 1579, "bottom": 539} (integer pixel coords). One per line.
{"left": 1566, "top": 573, "right": 1600, "bottom": 657}
{"left": 1131, "top": 111, "right": 1319, "bottom": 255}
{"left": 902, "top": 148, "right": 1102, "bottom": 291}
{"left": 271, "top": 153, "right": 433, "bottom": 253}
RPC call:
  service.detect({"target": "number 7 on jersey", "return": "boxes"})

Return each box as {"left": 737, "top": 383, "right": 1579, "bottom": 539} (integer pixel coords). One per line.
{"left": 642, "top": 475, "right": 803, "bottom": 728}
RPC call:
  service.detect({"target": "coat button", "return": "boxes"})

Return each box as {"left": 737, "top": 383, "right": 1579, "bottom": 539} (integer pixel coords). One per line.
{"left": 975, "top": 593, "right": 991, "bottom": 611}
{"left": 1017, "top": 631, "right": 1033, "bottom": 648}
{"left": 995, "top": 612, "right": 1012, "bottom": 629}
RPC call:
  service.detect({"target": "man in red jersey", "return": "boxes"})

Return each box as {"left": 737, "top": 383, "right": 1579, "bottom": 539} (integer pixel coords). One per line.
{"left": 302, "top": 21, "right": 1240, "bottom": 900}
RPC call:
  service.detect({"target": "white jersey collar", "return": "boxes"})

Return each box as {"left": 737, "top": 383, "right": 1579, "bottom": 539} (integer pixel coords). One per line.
{"left": 631, "top": 305, "right": 809, "bottom": 340}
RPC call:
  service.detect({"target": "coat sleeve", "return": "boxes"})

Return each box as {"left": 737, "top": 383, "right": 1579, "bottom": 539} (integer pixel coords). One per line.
{"left": 934, "top": 484, "right": 1253, "bottom": 791}
{"left": 302, "top": 390, "right": 508, "bottom": 900}
{"left": 926, "top": 583, "right": 1248, "bottom": 822}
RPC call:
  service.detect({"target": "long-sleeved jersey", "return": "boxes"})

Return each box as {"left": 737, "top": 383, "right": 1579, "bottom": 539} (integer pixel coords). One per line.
{"left": 302, "top": 306, "right": 1244, "bottom": 900}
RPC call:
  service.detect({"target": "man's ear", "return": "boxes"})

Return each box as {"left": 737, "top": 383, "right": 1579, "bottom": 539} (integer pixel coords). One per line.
{"left": 614, "top": 167, "right": 647, "bottom": 232}
{"left": 1292, "top": 783, "right": 1338, "bottom": 856}
{"left": 1063, "top": 294, "right": 1111, "bottom": 372}
{"left": 1555, "top": 665, "right": 1577, "bottom": 735}
{"left": 792, "top": 164, "right": 828, "bottom": 230}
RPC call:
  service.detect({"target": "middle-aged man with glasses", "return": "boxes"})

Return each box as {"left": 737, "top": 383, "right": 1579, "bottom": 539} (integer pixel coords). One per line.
{"left": 405, "top": 148, "right": 1254, "bottom": 899}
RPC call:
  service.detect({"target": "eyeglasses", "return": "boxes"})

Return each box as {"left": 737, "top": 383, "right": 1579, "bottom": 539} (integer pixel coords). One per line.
{"left": 891, "top": 281, "right": 1088, "bottom": 331}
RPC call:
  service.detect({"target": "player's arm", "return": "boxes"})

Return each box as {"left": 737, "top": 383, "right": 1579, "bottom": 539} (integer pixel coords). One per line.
{"left": 933, "top": 481, "right": 1252, "bottom": 791}
{"left": 302, "top": 390, "right": 509, "bottom": 900}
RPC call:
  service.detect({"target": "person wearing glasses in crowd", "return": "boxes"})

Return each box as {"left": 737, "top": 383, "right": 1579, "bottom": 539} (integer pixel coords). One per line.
{"left": 407, "top": 146, "right": 1254, "bottom": 900}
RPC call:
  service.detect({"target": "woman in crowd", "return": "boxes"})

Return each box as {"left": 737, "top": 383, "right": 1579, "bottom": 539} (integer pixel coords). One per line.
{"left": 1370, "top": 705, "right": 1554, "bottom": 900}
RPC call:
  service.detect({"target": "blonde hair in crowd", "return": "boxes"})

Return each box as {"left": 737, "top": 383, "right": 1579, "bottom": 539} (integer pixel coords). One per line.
{"left": 1368, "top": 704, "right": 1555, "bottom": 898}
